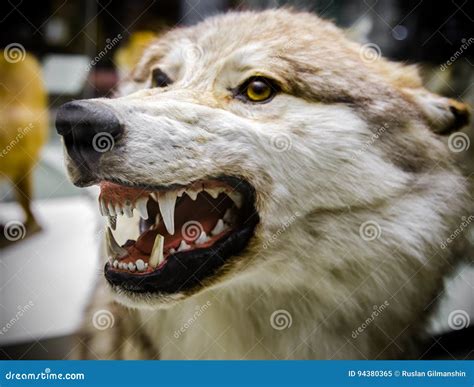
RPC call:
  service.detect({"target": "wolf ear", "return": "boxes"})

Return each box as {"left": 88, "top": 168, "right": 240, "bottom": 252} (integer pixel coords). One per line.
{"left": 404, "top": 88, "right": 471, "bottom": 135}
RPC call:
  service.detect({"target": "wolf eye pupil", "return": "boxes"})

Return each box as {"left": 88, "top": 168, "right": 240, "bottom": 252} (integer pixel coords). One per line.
{"left": 245, "top": 79, "right": 272, "bottom": 102}
{"left": 250, "top": 81, "right": 267, "bottom": 95}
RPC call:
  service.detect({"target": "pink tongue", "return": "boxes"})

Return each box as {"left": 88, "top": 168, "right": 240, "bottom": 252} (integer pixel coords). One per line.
{"left": 134, "top": 193, "right": 233, "bottom": 254}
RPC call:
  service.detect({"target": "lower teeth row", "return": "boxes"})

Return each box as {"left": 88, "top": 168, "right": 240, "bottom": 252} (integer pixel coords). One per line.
{"left": 107, "top": 217, "right": 232, "bottom": 272}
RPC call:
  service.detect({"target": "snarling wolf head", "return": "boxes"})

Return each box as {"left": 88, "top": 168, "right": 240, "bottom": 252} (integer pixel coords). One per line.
{"left": 56, "top": 10, "right": 469, "bottom": 315}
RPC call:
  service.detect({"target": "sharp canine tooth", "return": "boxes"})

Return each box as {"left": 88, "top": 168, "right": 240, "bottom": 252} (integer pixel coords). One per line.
{"left": 211, "top": 219, "right": 226, "bottom": 236}
{"left": 106, "top": 228, "right": 128, "bottom": 258}
{"left": 195, "top": 231, "right": 210, "bottom": 245}
{"left": 113, "top": 260, "right": 119, "bottom": 268}
{"left": 149, "top": 234, "right": 164, "bottom": 268}
{"left": 169, "top": 248, "right": 176, "bottom": 254}
{"left": 115, "top": 203, "right": 123, "bottom": 216}
{"left": 158, "top": 191, "right": 177, "bottom": 235}
{"left": 107, "top": 215, "right": 117, "bottom": 230}
{"left": 227, "top": 192, "right": 242, "bottom": 208}
{"left": 107, "top": 202, "right": 116, "bottom": 216}
{"left": 177, "top": 189, "right": 185, "bottom": 197}
{"left": 178, "top": 240, "right": 191, "bottom": 252}
{"left": 136, "top": 197, "right": 149, "bottom": 219}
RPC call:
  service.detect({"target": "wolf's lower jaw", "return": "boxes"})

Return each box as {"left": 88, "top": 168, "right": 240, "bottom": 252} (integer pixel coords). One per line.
{"left": 78, "top": 170, "right": 466, "bottom": 360}
{"left": 98, "top": 177, "right": 259, "bottom": 294}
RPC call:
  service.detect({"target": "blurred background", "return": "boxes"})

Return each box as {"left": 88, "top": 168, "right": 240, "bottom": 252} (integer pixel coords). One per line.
{"left": 0, "top": 0, "right": 472, "bottom": 359}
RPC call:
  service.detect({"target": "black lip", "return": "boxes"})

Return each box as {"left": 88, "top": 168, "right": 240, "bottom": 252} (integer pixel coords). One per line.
{"left": 104, "top": 177, "right": 259, "bottom": 295}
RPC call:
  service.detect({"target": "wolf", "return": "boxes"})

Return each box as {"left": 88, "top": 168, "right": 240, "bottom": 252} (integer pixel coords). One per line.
{"left": 55, "top": 9, "right": 470, "bottom": 359}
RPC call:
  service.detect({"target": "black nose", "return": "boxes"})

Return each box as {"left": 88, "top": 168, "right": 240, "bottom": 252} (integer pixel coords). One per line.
{"left": 55, "top": 100, "right": 123, "bottom": 171}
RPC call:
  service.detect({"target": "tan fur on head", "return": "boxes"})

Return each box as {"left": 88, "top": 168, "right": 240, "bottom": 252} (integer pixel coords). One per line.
{"left": 72, "top": 9, "right": 469, "bottom": 359}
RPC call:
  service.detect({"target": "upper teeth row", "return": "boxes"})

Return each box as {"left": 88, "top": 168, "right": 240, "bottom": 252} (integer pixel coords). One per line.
{"left": 99, "top": 186, "right": 242, "bottom": 235}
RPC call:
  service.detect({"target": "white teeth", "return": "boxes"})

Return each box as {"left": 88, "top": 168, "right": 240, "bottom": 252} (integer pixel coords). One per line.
{"left": 128, "top": 262, "right": 136, "bottom": 272}
{"left": 119, "top": 262, "right": 126, "bottom": 270}
{"left": 149, "top": 234, "right": 165, "bottom": 268}
{"left": 113, "top": 260, "right": 119, "bottom": 268}
{"left": 124, "top": 201, "right": 133, "bottom": 218}
{"left": 227, "top": 192, "right": 243, "bottom": 208}
{"left": 211, "top": 219, "right": 226, "bottom": 236}
{"left": 102, "top": 200, "right": 109, "bottom": 216}
{"left": 177, "top": 189, "right": 185, "bottom": 197}
{"left": 99, "top": 199, "right": 107, "bottom": 216}
{"left": 115, "top": 204, "right": 124, "bottom": 216}
{"left": 178, "top": 240, "right": 191, "bottom": 252}
{"left": 107, "top": 202, "right": 116, "bottom": 216}
{"left": 106, "top": 228, "right": 128, "bottom": 258}
{"left": 135, "top": 259, "right": 146, "bottom": 272}
{"left": 169, "top": 248, "right": 176, "bottom": 254}
{"left": 136, "top": 197, "right": 149, "bottom": 220}
{"left": 158, "top": 191, "right": 177, "bottom": 235}
{"left": 195, "top": 231, "right": 210, "bottom": 245}
{"left": 205, "top": 188, "right": 221, "bottom": 199}
{"left": 107, "top": 215, "right": 117, "bottom": 230}
{"left": 186, "top": 189, "right": 201, "bottom": 201}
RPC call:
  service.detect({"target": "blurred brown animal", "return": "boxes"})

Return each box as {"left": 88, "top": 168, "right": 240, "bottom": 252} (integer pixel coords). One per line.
{"left": 0, "top": 50, "right": 48, "bottom": 240}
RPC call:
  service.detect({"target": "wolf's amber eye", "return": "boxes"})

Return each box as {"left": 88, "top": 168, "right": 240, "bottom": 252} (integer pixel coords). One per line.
{"left": 151, "top": 68, "right": 172, "bottom": 88}
{"left": 246, "top": 80, "right": 272, "bottom": 101}
{"left": 235, "top": 77, "right": 277, "bottom": 103}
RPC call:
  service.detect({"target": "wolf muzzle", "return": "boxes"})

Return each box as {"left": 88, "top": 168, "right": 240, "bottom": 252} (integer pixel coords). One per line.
{"left": 55, "top": 100, "right": 123, "bottom": 172}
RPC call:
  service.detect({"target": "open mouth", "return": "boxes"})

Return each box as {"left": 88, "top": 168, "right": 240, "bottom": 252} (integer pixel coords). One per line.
{"left": 100, "top": 177, "right": 259, "bottom": 295}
